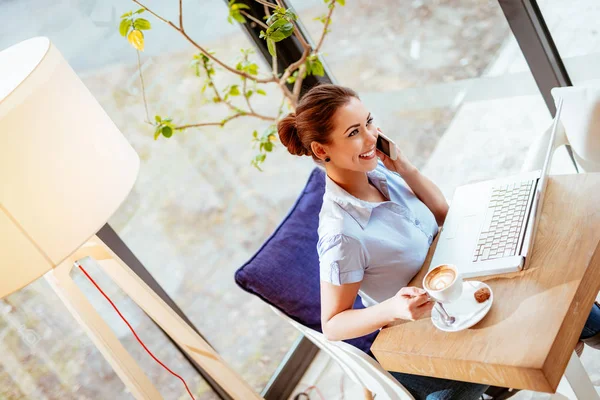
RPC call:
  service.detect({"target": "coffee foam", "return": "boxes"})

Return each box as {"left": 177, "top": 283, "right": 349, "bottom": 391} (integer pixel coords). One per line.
{"left": 425, "top": 266, "right": 456, "bottom": 291}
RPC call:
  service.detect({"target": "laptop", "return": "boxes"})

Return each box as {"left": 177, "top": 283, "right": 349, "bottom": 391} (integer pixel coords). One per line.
{"left": 429, "top": 98, "right": 564, "bottom": 278}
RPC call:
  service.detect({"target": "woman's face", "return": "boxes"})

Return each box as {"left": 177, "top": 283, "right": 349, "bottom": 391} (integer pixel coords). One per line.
{"left": 324, "top": 97, "right": 379, "bottom": 172}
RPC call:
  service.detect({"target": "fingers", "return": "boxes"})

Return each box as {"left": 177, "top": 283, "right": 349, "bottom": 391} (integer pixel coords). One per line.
{"left": 399, "top": 286, "right": 427, "bottom": 297}
{"left": 410, "top": 293, "right": 431, "bottom": 307}
{"left": 375, "top": 149, "right": 387, "bottom": 159}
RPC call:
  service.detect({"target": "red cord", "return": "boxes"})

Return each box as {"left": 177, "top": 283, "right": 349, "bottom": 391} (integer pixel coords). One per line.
{"left": 304, "top": 385, "right": 325, "bottom": 400}
{"left": 76, "top": 263, "right": 196, "bottom": 400}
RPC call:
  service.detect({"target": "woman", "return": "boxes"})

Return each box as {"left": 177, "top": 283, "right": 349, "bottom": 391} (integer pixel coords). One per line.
{"left": 277, "top": 84, "right": 600, "bottom": 400}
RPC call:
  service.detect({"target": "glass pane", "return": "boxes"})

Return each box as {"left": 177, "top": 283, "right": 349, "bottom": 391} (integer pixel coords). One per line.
{"left": 538, "top": 0, "right": 600, "bottom": 85}
{"left": 1, "top": 263, "right": 218, "bottom": 399}
{"left": 289, "top": 0, "right": 552, "bottom": 198}
{"left": 1, "top": 0, "right": 301, "bottom": 396}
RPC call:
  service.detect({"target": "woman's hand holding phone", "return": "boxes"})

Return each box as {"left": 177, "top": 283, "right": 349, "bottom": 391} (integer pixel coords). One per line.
{"left": 375, "top": 127, "right": 416, "bottom": 177}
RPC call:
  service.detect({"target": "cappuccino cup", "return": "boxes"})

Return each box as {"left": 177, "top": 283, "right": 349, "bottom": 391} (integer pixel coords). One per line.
{"left": 423, "top": 264, "right": 463, "bottom": 304}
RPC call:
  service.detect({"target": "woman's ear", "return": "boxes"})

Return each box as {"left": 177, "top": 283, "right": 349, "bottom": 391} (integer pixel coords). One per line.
{"left": 311, "top": 142, "right": 328, "bottom": 161}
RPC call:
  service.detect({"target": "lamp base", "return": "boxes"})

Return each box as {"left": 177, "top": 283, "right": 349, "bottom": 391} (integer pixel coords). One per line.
{"left": 45, "top": 235, "right": 261, "bottom": 400}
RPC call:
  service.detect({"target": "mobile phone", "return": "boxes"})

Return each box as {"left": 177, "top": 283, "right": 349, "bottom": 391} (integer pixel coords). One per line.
{"left": 376, "top": 130, "right": 398, "bottom": 161}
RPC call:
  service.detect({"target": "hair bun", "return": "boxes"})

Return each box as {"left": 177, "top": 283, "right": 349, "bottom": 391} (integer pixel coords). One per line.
{"left": 277, "top": 112, "right": 310, "bottom": 156}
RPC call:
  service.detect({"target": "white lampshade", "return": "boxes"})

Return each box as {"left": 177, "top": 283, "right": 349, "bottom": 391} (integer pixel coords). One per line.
{"left": 0, "top": 37, "right": 140, "bottom": 298}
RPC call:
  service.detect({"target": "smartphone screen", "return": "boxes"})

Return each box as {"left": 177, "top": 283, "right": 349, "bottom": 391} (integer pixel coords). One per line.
{"left": 376, "top": 135, "right": 391, "bottom": 157}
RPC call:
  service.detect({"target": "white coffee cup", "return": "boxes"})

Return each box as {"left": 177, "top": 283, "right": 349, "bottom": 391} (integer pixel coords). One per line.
{"left": 422, "top": 264, "right": 463, "bottom": 304}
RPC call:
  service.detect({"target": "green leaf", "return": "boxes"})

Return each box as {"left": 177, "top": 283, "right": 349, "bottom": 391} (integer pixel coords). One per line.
{"left": 268, "top": 31, "right": 286, "bottom": 42}
{"left": 231, "top": 3, "right": 250, "bottom": 10}
{"left": 134, "top": 18, "right": 151, "bottom": 30}
{"left": 235, "top": 61, "right": 243, "bottom": 71}
{"left": 336, "top": 0, "right": 345, "bottom": 4}
{"left": 154, "top": 115, "right": 162, "bottom": 123}
{"left": 232, "top": 11, "right": 246, "bottom": 23}
{"left": 120, "top": 11, "right": 133, "bottom": 18}
{"left": 264, "top": 142, "right": 273, "bottom": 152}
{"left": 311, "top": 59, "right": 325, "bottom": 76}
{"left": 286, "top": 71, "right": 297, "bottom": 84}
{"left": 259, "top": 30, "right": 266, "bottom": 39}
{"left": 161, "top": 126, "right": 173, "bottom": 138}
{"left": 229, "top": 85, "right": 240, "bottom": 96}
{"left": 272, "top": 22, "right": 294, "bottom": 42}
{"left": 135, "top": 8, "right": 146, "bottom": 14}
{"left": 267, "top": 18, "right": 288, "bottom": 33}
{"left": 256, "top": 89, "right": 267, "bottom": 96}
{"left": 245, "top": 90, "right": 253, "bottom": 98}
{"left": 252, "top": 130, "right": 258, "bottom": 139}
{"left": 154, "top": 127, "right": 161, "bottom": 140}
{"left": 267, "top": 38, "right": 276, "bottom": 57}
{"left": 247, "top": 63, "right": 258, "bottom": 75}
{"left": 227, "top": 15, "right": 233, "bottom": 24}
{"left": 258, "top": 153, "right": 266, "bottom": 162}
{"left": 305, "top": 60, "right": 313, "bottom": 76}
{"left": 119, "top": 19, "right": 131, "bottom": 37}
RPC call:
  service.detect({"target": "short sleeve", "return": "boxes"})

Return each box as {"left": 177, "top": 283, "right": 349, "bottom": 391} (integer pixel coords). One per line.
{"left": 317, "top": 233, "right": 366, "bottom": 285}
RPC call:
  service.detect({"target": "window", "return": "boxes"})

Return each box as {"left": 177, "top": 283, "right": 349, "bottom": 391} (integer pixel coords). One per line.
{"left": 290, "top": 0, "right": 551, "bottom": 199}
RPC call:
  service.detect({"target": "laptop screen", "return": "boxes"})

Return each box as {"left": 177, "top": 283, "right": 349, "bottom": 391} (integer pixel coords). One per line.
{"left": 523, "top": 98, "right": 564, "bottom": 256}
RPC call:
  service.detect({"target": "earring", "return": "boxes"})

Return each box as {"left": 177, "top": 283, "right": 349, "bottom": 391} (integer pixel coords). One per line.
{"left": 325, "top": 157, "right": 330, "bottom": 162}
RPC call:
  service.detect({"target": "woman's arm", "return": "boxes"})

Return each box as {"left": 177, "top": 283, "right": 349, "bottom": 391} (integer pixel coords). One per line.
{"left": 399, "top": 166, "right": 449, "bottom": 226}
{"left": 374, "top": 131, "right": 449, "bottom": 226}
{"left": 320, "top": 280, "right": 432, "bottom": 341}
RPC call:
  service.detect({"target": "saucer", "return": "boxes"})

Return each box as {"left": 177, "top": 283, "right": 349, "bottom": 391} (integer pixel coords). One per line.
{"left": 431, "top": 281, "right": 493, "bottom": 332}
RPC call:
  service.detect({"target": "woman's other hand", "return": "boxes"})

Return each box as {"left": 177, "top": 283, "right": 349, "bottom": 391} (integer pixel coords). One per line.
{"left": 389, "top": 286, "right": 434, "bottom": 321}
{"left": 375, "top": 127, "right": 417, "bottom": 177}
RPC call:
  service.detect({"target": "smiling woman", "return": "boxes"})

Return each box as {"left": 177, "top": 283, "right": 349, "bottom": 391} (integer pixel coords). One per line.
{"left": 277, "top": 83, "right": 493, "bottom": 399}
{"left": 278, "top": 84, "right": 360, "bottom": 160}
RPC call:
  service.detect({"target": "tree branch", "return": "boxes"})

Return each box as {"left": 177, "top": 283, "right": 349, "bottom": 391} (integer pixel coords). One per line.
{"left": 254, "top": 0, "right": 277, "bottom": 9}
{"left": 240, "top": 10, "right": 268, "bottom": 29}
{"left": 292, "top": 63, "right": 306, "bottom": 98}
{"left": 179, "top": 0, "right": 183, "bottom": 30}
{"left": 175, "top": 109, "right": 276, "bottom": 131}
{"left": 279, "top": 47, "right": 309, "bottom": 86}
{"left": 175, "top": 113, "right": 245, "bottom": 130}
{"left": 133, "top": 0, "right": 277, "bottom": 84}
{"left": 277, "top": 88, "right": 289, "bottom": 118}
{"left": 292, "top": 22, "right": 311, "bottom": 52}
{"left": 314, "top": 0, "right": 336, "bottom": 54}
{"left": 242, "top": 78, "right": 256, "bottom": 114}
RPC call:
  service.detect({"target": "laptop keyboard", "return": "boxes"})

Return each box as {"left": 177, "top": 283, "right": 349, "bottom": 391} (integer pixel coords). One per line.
{"left": 472, "top": 180, "right": 535, "bottom": 262}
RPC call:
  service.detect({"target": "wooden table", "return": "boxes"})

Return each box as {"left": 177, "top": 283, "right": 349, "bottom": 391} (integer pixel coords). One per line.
{"left": 371, "top": 173, "right": 600, "bottom": 394}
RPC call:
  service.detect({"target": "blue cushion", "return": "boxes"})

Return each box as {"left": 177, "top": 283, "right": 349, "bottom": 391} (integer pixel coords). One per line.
{"left": 235, "top": 167, "right": 379, "bottom": 354}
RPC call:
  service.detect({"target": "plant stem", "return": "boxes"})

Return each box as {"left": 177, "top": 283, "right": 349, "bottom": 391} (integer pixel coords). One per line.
{"left": 133, "top": 0, "right": 276, "bottom": 84}
{"left": 175, "top": 113, "right": 245, "bottom": 130}
{"left": 292, "top": 63, "right": 306, "bottom": 98}
{"left": 240, "top": 10, "right": 268, "bottom": 29}
{"left": 175, "top": 110, "right": 276, "bottom": 131}
{"left": 314, "top": 0, "right": 336, "bottom": 54}
{"left": 279, "top": 46, "right": 309, "bottom": 86}
{"left": 254, "top": 0, "right": 277, "bottom": 9}
{"left": 136, "top": 49, "right": 151, "bottom": 123}
{"left": 242, "top": 77, "right": 256, "bottom": 115}
{"left": 179, "top": 0, "right": 183, "bottom": 30}
{"left": 292, "top": 22, "right": 311, "bottom": 52}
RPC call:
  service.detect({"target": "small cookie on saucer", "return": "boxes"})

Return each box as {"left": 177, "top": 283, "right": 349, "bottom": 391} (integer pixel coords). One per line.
{"left": 474, "top": 287, "right": 491, "bottom": 303}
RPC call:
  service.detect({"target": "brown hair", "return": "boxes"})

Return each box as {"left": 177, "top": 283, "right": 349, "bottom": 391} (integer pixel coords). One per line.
{"left": 278, "top": 84, "right": 359, "bottom": 160}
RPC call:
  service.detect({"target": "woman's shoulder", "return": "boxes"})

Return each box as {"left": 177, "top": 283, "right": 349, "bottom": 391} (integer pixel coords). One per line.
{"left": 318, "top": 197, "right": 362, "bottom": 239}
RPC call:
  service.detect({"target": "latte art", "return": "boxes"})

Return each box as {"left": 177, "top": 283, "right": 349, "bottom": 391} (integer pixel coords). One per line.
{"left": 425, "top": 266, "right": 456, "bottom": 291}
